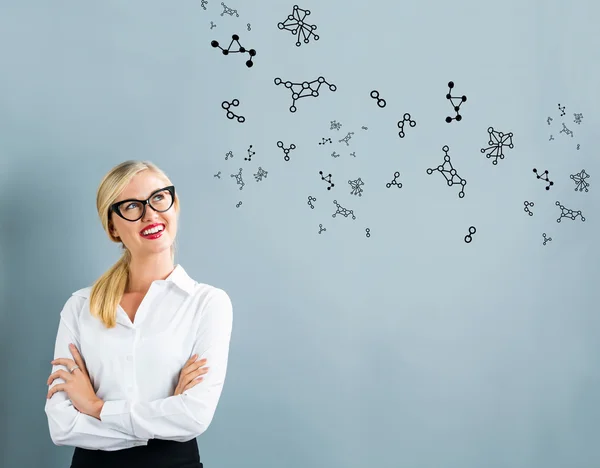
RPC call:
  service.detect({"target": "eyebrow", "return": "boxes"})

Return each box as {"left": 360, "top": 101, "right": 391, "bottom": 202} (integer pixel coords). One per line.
{"left": 117, "top": 187, "right": 166, "bottom": 202}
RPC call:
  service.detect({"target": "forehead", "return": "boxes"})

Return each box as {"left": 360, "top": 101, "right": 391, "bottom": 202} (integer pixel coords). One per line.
{"left": 118, "top": 171, "right": 168, "bottom": 200}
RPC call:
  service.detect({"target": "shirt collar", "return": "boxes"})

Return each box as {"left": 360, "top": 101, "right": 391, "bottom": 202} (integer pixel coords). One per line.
{"left": 162, "top": 264, "right": 196, "bottom": 296}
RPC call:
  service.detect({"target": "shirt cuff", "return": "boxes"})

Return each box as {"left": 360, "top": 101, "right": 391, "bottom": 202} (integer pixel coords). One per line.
{"left": 100, "top": 399, "right": 135, "bottom": 436}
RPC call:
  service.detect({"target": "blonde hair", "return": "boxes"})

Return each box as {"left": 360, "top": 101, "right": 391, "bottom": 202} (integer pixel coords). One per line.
{"left": 89, "top": 160, "right": 180, "bottom": 329}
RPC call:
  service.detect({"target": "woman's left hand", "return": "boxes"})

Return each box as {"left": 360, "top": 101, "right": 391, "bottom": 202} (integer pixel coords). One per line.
{"left": 47, "top": 343, "right": 104, "bottom": 419}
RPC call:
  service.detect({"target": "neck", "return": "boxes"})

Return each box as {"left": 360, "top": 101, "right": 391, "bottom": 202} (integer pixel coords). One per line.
{"left": 126, "top": 253, "right": 175, "bottom": 293}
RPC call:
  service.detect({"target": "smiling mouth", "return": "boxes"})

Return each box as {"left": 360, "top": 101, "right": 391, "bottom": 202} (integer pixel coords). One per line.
{"left": 140, "top": 224, "right": 165, "bottom": 238}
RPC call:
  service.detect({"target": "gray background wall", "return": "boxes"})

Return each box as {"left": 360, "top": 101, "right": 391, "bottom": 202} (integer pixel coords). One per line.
{"left": 1, "top": 1, "right": 599, "bottom": 467}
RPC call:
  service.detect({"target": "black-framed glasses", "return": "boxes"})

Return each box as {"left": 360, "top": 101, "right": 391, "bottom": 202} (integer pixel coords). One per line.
{"left": 110, "top": 185, "right": 175, "bottom": 222}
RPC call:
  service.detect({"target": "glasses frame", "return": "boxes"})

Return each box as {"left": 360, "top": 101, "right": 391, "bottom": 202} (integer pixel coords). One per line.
{"left": 110, "top": 185, "right": 176, "bottom": 222}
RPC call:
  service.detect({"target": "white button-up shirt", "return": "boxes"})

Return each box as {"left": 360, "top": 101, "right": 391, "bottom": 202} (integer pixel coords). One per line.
{"left": 44, "top": 264, "right": 233, "bottom": 451}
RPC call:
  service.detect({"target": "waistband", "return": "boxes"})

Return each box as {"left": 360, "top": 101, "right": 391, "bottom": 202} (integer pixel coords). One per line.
{"left": 70, "top": 438, "right": 202, "bottom": 468}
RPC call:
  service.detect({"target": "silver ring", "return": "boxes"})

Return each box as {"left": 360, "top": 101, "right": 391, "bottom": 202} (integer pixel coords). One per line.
{"left": 69, "top": 365, "right": 80, "bottom": 373}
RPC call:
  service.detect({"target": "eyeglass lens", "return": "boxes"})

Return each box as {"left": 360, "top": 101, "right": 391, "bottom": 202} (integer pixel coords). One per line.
{"left": 119, "top": 189, "right": 173, "bottom": 221}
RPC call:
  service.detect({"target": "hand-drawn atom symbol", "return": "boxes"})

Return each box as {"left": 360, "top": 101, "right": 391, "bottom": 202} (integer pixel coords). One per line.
{"left": 426, "top": 145, "right": 467, "bottom": 198}
{"left": 370, "top": 90, "right": 386, "bottom": 108}
{"left": 480, "top": 126, "right": 514, "bottom": 165}
{"left": 319, "top": 171, "right": 334, "bottom": 190}
{"left": 570, "top": 169, "right": 590, "bottom": 192}
{"left": 221, "top": 99, "right": 245, "bottom": 123}
{"left": 464, "top": 226, "right": 476, "bottom": 243}
{"left": 445, "top": 81, "right": 467, "bottom": 123}
{"left": 397, "top": 113, "right": 416, "bottom": 138}
{"left": 274, "top": 76, "right": 336, "bottom": 112}
{"left": 277, "top": 140, "right": 296, "bottom": 161}
{"left": 386, "top": 172, "right": 402, "bottom": 189}
{"left": 220, "top": 2, "right": 238, "bottom": 17}
{"left": 533, "top": 168, "right": 553, "bottom": 190}
{"left": 211, "top": 34, "right": 256, "bottom": 68}
{"left": 277, "top": 4, "right": 319, "bottom": 47}
{"left": 542, "top": 233, "right": 552, "bottom": 245}
{"left": 555, "top": 201, "right": 585, "bottom": 223}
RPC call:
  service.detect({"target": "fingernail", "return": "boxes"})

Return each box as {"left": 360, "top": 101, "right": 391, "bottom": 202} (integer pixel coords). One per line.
{"left": 69, "top": 343, "right": 74, "bottom": 347}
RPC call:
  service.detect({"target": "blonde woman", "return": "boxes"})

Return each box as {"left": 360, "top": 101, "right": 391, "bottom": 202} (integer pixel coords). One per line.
{"left": 44, "top": 161, "right": 233, "bottom": 468}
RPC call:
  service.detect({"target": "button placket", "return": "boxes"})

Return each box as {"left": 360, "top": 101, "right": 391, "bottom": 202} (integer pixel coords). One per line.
{"left": 125, "top": 329, "right": 139, "bottom": 394}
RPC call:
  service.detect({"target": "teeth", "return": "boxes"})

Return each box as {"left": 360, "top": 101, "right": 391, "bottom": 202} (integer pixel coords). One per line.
{"left": 142, "top": 225, "right": 164, "bottom": 236}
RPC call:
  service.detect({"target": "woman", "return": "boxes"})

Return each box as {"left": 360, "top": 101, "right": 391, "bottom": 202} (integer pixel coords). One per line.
{"left": 44, "top": 160, "right": 233, "bottom": 468}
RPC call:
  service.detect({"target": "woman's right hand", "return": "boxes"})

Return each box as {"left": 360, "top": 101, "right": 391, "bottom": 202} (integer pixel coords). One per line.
{"left": 174, "top": 354, "right": 209, "bottom": 395}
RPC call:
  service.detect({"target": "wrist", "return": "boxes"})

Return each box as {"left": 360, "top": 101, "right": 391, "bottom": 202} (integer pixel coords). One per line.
{"left": 92, "top": 399, "right": 105, "bottom": 420}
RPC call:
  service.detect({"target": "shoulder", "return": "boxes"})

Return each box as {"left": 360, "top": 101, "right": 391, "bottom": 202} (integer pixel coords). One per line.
{"left": 58, "top": 286, "right": 92, "bottom": 326}
{"left": 192, "top": 282, "right": 232, "bottom": 305}
{"left": 191, "top": 283, "right": 233, "bottom": 317}
{"left": 72, "top": 286, "right": 92, "bottom": 299}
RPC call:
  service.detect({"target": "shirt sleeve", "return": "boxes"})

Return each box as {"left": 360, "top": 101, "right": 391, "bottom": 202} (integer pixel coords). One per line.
{"left": 44, "top": 295, "right": 150, "bottom": 450}
{"left": 99, "top": 288, "right": 233, "bottom": 441}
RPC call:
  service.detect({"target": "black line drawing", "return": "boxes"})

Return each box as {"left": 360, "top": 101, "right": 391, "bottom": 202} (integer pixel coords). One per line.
{"left": 560, "top": 122, "right": 574, "bottom": 137}
{"left": 245, "top": 145, "right": 255, "bottom": 161}
{"left": 397, "top": 113, "right": 416, "bottom": 138}
{"left": 254, "top": 167, "right": 267, "bottom": 181}
{"left": 533, "top": 168, "right": 553, "bottom": 190}
{"left": 277, "top": 5, "right": 319, "bottom": 46}
{"left": 277, "top": 140, "right": 296, "bottom": 161}
{"left": 338, "top": 132, "right": 354, "bottom": 146}
{"left": 330, "top": 120, "right": 342, "bottom": 130}
{"left": 348, "top": 177, "right": 364, "bottom": 196}
{"left": 211, "top": 34, "right": 256, "bottom": 68}
{"left": 480, "top": 127, "right": 514, "bottom": 165}
{"left": 542, "top": 233, "right": 552, "bottom": 245}
{"left": 574, "top": 113, "right": 583, "bottom": 124}
{"left": 332, "top": 200, "right": 356, "bottom": 219}
{"left": 307, "top": 196, "right": 316, "bottom": 209}
{"left": 319, "top": 171, "right": 334, "bottom": 190}
{"left": 220, "top": 2, "right": 239, "bottom": 17}
{"left": 555, "top": 201, "right": 585, "bottom": 222}
{"left": 318, "top": 224, "right": 326, "bottom": 234}
{"left": 274, "top": 76, "right": 336, "bottom": 112}
{"left": 464, "top": 226, "right": 476, "bottom": 243}
{"left": 523, "top": 201, "right": 534, "bottom": 216}
{"left": 222, "top": 99, "right": 245, "bottom": 123}
{"left": 445, "top": 81, "right": 467, "bottom": 123}
{"left": 385, "top": 172, "right": 402, "bottom": 189}
{"left": 426, "top": 145, "right": 467, "bottom": 198}
{"left": 558, "top": 103, "right": 565, "bottom": 116}
{"left": 201, "top": 0, "right": 208, "bottom": 10}
{"left": 365, "top": 228, "right": 371, "bottom": 238}
{"left": 230, "top": 168, "right": 245, "bottom": 190}
{"left": 570, "top": 169, "right": 590, "bottom": 192}
{"left": 370, "top": 90, "right": 386, "bottom": 108}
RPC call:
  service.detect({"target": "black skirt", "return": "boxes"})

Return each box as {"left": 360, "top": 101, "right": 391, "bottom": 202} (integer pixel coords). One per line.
{"left": 70, "top": 438, "right": 203, "bottom": 468}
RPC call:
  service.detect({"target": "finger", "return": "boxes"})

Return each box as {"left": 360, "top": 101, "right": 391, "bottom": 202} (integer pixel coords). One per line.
{"left": 184, "top": 359, "right": 207, "bottom": 377}
{"left": 48, "top": 370, "right": 72, "bottom": 385}
{"left": 69, "top": 344, "right": 87, "bottom": 372}
{"left": 51, "top": 357, "right": 75, "bottom": 368}
{"left": 186, "top": 367, "right": 208, "bottom": 386}
{"left": 183, "top": 377, "right": 203, "bottom": 392}
{"left": 185, "top": 355, "right": 206, "bottom": 369}
{"left": 47, "top": 384, "right": 64, "bottom": 399}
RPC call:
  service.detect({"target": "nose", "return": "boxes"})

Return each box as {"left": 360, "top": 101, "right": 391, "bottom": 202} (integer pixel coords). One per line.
{"left": 141, "top": 203, "right": 162, "bottom": 223}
